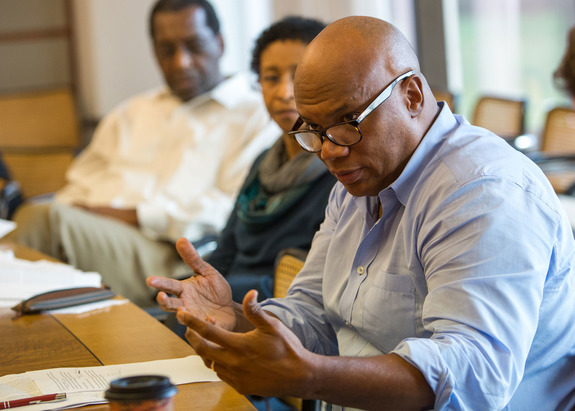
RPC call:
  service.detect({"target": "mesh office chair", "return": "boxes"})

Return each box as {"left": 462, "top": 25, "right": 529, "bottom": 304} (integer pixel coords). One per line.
{"left": 273, "top": 248, "right": 320, "bottom": 411}
{"left": 529, "top": 106, "right": 575, "bottom": 194}
{"left": 273, "top": 248, "right": 308, "bottom": 299}
{"left": 0, "top": 88, "right": 79, "bottom": 199}
{"left": 540, "top": 106, "right": 575, "bottom": 154}
{"left": 472, "top": 95, "right": 526, "bottom": 141}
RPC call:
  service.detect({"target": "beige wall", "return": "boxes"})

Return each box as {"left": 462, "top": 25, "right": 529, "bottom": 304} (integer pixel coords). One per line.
{"left": 72, "top": 0, "right": 162, "bottom": 120}
{"left": 72, "top": 0, "right": 271, "bottom": 120}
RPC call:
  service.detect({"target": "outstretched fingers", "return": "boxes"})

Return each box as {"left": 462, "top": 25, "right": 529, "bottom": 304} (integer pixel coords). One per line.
{"left": 177, "top": 307, "right": 235, "bottom": 346}
{"left": 176, "top": 237, "right": 214, "bottom": 276}
{"left": 155, "top": 291, "right": 184, "bottom": 311}
{"left": 147, "top": 276, "right": 183, "bottom": 294}
{"left": 177, "top": 307, "right": 238, "bottom": 361}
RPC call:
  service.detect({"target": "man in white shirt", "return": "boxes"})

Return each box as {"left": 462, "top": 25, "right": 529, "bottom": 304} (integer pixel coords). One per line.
{"left": 8, "top": 0, "right": 276, "bottom": 307}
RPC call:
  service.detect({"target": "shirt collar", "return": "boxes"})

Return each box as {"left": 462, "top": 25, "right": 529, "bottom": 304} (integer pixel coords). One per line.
{"left": 388, "top": 101, "right": 461, "bottom": 205}
{"left": 157, "top": 72, "right": 258, "bottom": 110}
{"left": 209, "top": 72, "right": 258, "bottom": 109}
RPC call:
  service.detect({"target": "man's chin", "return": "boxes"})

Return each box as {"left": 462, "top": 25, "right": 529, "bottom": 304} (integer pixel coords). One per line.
{"left": 169, "top": 81, "right": 198, "bottom": 101}
{"left": 341, "top": 181, "right": 382, "bottom": 198}
{"left": 173, "top": 88, "right": 197, "bottom": 102}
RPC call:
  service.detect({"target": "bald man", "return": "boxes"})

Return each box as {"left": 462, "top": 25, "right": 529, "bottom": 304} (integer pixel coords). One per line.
{"left": 148, "top": 17, "right": 575, "bottom": 410}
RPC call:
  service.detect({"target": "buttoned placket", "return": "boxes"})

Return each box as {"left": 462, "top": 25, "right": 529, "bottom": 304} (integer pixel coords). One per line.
{"left": 338, "top": 189, "right": 399, "bottom": 327}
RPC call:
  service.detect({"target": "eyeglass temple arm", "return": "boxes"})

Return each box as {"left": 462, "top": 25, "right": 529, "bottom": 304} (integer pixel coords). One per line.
{"left": 289, "top": 116, "right": 304, "bottom": 133}
{"left": 356, "top": 70, "right": 415, "bottom": 123}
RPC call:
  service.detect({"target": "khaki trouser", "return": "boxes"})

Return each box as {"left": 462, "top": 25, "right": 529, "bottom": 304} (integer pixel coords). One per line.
{"left": 7, "top": 202, "right": 189, "bottom": 307}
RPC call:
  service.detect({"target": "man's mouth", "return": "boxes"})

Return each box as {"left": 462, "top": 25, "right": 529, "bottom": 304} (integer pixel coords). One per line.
{"left": 332, "top": 168, "right": 362, "bottom": 185}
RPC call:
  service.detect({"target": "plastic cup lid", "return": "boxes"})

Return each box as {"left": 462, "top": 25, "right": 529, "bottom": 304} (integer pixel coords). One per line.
{"left": 105, "top": 375, "right": 177, "bottom": 401}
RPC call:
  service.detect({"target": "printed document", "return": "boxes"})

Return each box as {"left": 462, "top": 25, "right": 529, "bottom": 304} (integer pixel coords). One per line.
{"left": 0, "top": 355, "right": 219, "bottom": 410}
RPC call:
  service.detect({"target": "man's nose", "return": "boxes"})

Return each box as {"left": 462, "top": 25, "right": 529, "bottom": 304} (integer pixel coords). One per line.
{"left": 173, "top": 46, "right": 193, "bottom": 68}
{"left": 319, "top": 137, "right": 349, "bottom": 161}
{"left": 276, "top": 76, "right": 294, "bottom": 101}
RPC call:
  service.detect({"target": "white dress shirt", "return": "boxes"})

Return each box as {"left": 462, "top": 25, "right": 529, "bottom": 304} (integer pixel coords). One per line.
{"left": 56, "top": 73, "right": 279, "bottom": 242}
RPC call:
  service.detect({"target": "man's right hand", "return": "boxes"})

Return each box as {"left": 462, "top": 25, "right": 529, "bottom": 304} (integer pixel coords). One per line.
{"left": 146, "top": 237, "right": 237, "bottom": 331}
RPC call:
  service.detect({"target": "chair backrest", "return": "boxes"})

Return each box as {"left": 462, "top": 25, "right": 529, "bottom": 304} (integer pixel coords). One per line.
{"left": 472, "top": 95, "right": 526, "bottom": 139}
{"left": 0, "top": 89, "right": 79, "bottom": 198}
{"left": 273, "top": 248, "right": 308, "bottom": 299}
{"left": 2, "top": 152, "right": 75, "bottom": 199}
{"left": 273, "top": 248, "right": 319, "bottom": 411}
{"left": 431, "top": 87, "right": 456, "bottom": 113}
{"left": 540, "top": 106, "right": 575, "bottom": 154}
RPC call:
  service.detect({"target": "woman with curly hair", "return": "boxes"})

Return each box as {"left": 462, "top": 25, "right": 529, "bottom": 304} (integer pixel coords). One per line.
{"left": 554, "top": 27, "right": 575, "bottom": 102}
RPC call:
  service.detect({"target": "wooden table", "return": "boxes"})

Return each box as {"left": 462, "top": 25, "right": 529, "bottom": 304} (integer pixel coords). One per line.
{"left": 0, "top": 242, "right": 255, "bottom": 410}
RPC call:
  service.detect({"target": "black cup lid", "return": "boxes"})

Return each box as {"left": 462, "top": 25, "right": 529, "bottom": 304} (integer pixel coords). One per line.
{"left": 105, "top": 375, "right": 177, "bottom": 401}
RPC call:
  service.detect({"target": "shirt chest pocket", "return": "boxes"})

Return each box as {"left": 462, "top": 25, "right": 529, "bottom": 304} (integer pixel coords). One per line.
{"left": 359, "top": 272, "right": 417, "bottom": 353}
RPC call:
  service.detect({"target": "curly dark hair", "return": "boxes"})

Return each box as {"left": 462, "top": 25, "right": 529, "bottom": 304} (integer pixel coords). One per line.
{"left": 149, "top": 0, "right": 220, "bottom": 39}
{"left": 250, "top": 16, "right": 326, "bottom": 78}
{"left": 554, "top": 27, "right": 575, "bottom": 98}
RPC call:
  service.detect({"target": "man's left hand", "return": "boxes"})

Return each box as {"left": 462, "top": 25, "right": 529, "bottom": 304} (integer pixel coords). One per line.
{"left": 177, "top": 289, "right": 313, "bottom": 397}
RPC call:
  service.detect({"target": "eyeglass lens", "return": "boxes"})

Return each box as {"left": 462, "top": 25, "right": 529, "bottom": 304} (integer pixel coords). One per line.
{"left": 295, "top": 122, "right": 360, "bottom": 152}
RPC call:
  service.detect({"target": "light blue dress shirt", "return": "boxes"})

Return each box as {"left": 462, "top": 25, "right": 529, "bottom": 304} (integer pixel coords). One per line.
{"left": 262, "top": 103, "right": 575, "bottom": 410}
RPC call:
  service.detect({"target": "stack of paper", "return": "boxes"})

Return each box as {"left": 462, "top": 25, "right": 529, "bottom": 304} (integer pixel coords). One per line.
{"left": 0, "top": 218, "right": 16, "bottom": 238}
{"left": 0, "top": 250, "right": 102, "bottom": 308}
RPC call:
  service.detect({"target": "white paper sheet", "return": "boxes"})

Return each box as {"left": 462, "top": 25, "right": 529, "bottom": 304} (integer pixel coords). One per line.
{"left": 0, "top": 252, "right": 102, "bottom": 307}
{"left": 0, "top": 355, "right": 220, "bottom": 410}
{"left": 0, "top": 218, "right": 16, "bottom": 238}
{"left": 46, "top": 298, "right": 128, "bottom": 314}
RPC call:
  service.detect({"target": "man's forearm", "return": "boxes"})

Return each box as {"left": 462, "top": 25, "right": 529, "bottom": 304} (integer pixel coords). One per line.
{"left": 301, "top": 353, "right": 435, "bottom": 410}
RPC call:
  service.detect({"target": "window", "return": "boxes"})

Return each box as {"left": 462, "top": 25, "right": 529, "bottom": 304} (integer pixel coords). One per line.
{"left": 455, "top": 0, "right": 575, "bottom": 135}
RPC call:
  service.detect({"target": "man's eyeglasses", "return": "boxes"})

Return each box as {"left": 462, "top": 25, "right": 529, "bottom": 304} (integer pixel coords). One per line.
{"left": 288, "top": 70, "right": 415, "bottom": 153}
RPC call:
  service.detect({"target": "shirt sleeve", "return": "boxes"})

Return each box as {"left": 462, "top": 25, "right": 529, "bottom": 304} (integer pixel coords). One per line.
{"left": 391, "top": 176, "right": 562, "bottom": 410}
{"left": 137, "top": 119, "right": 277, "bottom": 242}
{"left": 55, "top": 109, "right": 121, "bottom": 203}
{"left": 261, "top": 184, "right": 342, "bottom": 356}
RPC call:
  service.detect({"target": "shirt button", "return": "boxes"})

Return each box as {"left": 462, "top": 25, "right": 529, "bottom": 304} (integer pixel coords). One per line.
{"left": 356, "top": 266, "right": 365, "bottom": 275}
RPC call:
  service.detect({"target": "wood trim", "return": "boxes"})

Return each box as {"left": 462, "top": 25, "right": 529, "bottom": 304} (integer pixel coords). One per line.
{"left": 0, "top": 28, "right": 71, "bottom": 43}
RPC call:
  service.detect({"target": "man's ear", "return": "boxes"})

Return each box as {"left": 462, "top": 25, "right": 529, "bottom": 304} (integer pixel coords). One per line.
{"left": 404, "top": 75, "right": 424, "bottom": 117}
{"left": 216, "top": 33, "right": 225, "bottom": 58}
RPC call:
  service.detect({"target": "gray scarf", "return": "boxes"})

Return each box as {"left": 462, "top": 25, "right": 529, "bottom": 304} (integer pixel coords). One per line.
{"left": 236, "top": 138, "right": 327, "bottom": 229}
{"left": 258, "top": 138, "right": 326, "bottom": 193}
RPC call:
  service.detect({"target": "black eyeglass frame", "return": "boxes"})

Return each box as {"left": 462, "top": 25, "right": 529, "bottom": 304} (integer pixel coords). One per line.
{"left": 288, "top": 70, "right": 415, "bottom": 153}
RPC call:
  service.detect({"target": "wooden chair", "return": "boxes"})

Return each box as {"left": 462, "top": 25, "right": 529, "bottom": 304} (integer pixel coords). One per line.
{"left": 472, "top": 95, "right": 526, "bottom": 140}
{"left": 431, "top": 87, "right": 456, "bottom": 113}
{"left": 0, "top": 88, "right": 79, "bottom": 199}
{"left": 273, "top": 248, "right": 319, "bottom": 411}
{"left": 273, "top": 248, "right": 308, "bottom": 299}
{"left": 540, "top": 106, "right": 575, "bottom": 154}
{"left": 530, "top": 106, "right": 575, "bottom": 194}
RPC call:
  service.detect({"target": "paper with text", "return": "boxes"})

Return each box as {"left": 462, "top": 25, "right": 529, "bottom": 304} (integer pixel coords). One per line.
{"left": 0, "top": 355, "right": 220, "bottom": 409}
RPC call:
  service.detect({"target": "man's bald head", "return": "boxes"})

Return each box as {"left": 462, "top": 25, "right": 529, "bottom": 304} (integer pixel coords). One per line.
{"left": 291, "top": 16, "right": 439, "bottom": 197}
{"left": 295, "top": 16, "right": 420, "bottom": 100}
